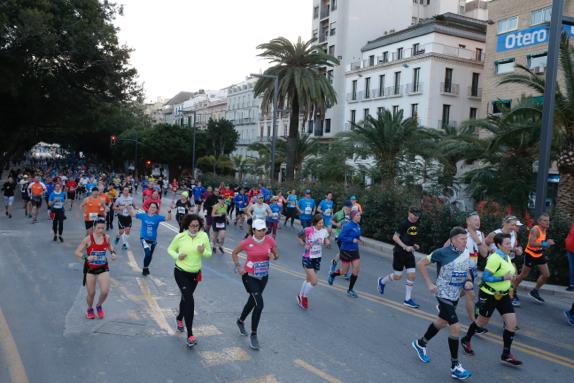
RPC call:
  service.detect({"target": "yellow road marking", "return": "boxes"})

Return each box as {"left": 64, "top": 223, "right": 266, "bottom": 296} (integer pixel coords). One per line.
{"left": 124, "top": 250, "right": 140, "bottom": 272}
{"left": 199, "top": 347, "right": 251, "bottom": 367}
{"left": 0, "top": 307, "right": 29, "bottom": 383}
{"left": 233, "top": 375, "right": 280, "bottom": 383}
{"left": 136, "top": 278, "right": 175, "bottom": 335}
{"left": 294, "top": 359, "right": 343, "bottom": 383}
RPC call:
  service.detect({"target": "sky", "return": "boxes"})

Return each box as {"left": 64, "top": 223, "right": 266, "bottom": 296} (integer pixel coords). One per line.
{"left": 114, "top": 0, "right": 311, "bottom": 102}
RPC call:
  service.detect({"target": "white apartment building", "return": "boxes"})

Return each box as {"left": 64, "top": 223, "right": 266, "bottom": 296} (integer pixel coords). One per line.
{"left": 180, "top": 89, "right": 228, "bottom": 128}
{"left": 225, "top": 78, "right": 262, "bottom": 158}
{"left": 311, "top": 0, "right": 488, "bottom": 136}
{"left": 344, "top": 13, "right": 486, "bottom": 130}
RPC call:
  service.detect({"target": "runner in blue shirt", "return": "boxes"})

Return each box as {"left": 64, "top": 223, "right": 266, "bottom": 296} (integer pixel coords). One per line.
{"left": 266, "top": 196, "right": 282, "bottom": 238}
{"left": 135, "top": 202, "right": 171, "bottom": 276}
{"left": 297, "top": 189, "right": 315, "bottom": 228}
{"left": 192, "top": 182, "right": 205, "bottom": 210}
{"left": 233, "top": 188, "right": 249, "bottom": 229}
{"left": 284, "top": 190, "right": 298, "bottom": 227}
{"left": 317, "top": 192, "right": 335, "bottom": 231}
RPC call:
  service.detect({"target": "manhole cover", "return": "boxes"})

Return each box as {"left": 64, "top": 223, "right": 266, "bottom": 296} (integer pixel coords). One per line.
{"left": 95, "top": 321, "right": 145, "bottom": 337}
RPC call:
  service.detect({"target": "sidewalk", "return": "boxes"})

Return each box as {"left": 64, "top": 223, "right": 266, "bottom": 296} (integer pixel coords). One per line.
{"left": 361, "top": 236, "right": 574, "bottom": 299}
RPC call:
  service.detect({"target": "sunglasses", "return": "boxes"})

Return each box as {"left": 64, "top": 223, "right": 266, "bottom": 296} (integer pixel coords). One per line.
{"left": 189, "top": 224, "right": 200, "bottom": 228}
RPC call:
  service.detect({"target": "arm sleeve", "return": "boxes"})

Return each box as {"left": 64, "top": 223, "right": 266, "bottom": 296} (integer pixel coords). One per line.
{"left": 482, "top": 270, "right": 504, "bottom": 283}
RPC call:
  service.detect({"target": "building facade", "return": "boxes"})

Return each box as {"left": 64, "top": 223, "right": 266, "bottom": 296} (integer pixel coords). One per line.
{"left": 311, "top": 0, "right": 488, "bottom": 137}
{"left": 225, "top": 78, "right": 261, "bottom": 158}
{"left": 344, "top": 13, "right": 486, "bottom": 130}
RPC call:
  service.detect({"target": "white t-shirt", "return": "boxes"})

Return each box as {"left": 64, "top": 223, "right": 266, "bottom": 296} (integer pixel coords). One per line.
{"left": 489, "top": 229, "right": 518, "bottom": 259}
{"left": 303, "top": 227, "right": 329, "bottom": 259}
{"left": 466, "top": 229, "right": 484, "bottom": 268}
{"left": 115, "top": 195, "right": 134, "bottom": 216}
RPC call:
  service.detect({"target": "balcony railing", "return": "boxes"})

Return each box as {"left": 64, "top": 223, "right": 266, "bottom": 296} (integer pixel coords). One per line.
{"left": 438, "top": 120, "right": 457, "bottom": 129}
{"left": 406, "top": 82, "right": 423, "bottom": 94}
{"left": 319, "top": 32, "right": 329, "bottom": 43}
{"left": 440, "top": 82, "right": 459, "bottom": 96}
{"left": 467, "top": 86, "right": 482, "bottom": 99}
{"left": 320, "top": 7, "right": 330, "bottom": 19}
{"left": 384, "top": 85, "right": 403, "bottom": 97}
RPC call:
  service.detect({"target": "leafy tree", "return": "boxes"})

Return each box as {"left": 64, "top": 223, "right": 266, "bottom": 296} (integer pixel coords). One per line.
{"left": 253, "top": 37, "right": 338, "bottom": 181}
{"left": 276, "top": 134, "right": 320, "bottom": 176}
{"left": 197, "top": 155, "right": 234, "bottom": 176}
{"left": 205, "top": 118, "right": 239, "bottom": 157}
{"left": 300, "top": 140, "right": 354, "bottom": 183}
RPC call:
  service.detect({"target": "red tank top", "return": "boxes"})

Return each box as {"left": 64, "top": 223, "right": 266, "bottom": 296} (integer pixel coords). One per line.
{"left": 86, "top": 233, "right": 109, "bottom": 269}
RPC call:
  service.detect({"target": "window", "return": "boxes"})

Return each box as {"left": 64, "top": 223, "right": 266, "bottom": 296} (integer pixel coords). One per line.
{"left": 471, "top": 72, "right": 480, "bottom": 97}
{"left": 531, "top": 7, "right": 551, "bottom": 25}
{"left": 528, "top": 53, "right": 547, "bottom": 69}
{"left": 328, "top": 45, "right": 335, "bottom": 56}
{"left": 444, "top": 68, "right": 453, "bottom": 92}
{"left": 330, "top": 22, "right": 336, "bottom": 35}
{"left": 327, "top": 70, "right": 334, "bottom": 84}
{"left": 392, "top": 105, "right": 400, "bottom": 115}
{"left": 331, "top": 0, "right": 337, "bottom": 11}
{"left": 412, "top": 17, "right": 418, "bottom": 25}
{"left": 382, "top": 51, "right": 389, "bottom": 63}
{"left": 475, "top": 48, "right": 483, "bottom": 61}
{"left": 492, "top": 100, "right": 511, "bottom": 114}
{"left": 312, "top": 29, "right": 318, "bottom": 40}
{"left": 313, "top": 6, "right": 319, "bottom": 19}
{"left": 378, "top": 74, "right": 385, "bottom": 97}
{"left": 364, "top": 77, "right": 371, "bottom": 99}
{"left": 397, "top": 47, "right": 403, "bottom": 60}
{"left": 469, "top": 107, "right": 478, "bottom": 119}
{"left": 377, "top": 107, "right": 384, "bottom": 115}
{"left": 350, "top": 110, "right": 356, "bottom": 124}
{"left": 413, "top": 43, "right": 420, "bottom": 55}
{"left": 495, "top": 58, "right": 515, "bottom": 74}
{"left": 411, "top": 103, "right": 418, "bottom": 118}
{"left": 363, "top": 108, "right": 370, "bottom": 120}
{"left": 308, "top": 120, "right": 314, "bottom": 134}
{"left": 497, "top": 16, "right": 518, "bottom": 34}
{"left": 351, "top": 80, "right": 357, "bottom": 100}
{"left": 412, "top": 67, "right": 421, "bottom": 92}
{"left": 442, "top": 104, "right": 451, "bottom": 125}
{"left": 369, "top": 55, "right": 375, "bottom": 66}
{"left": 325, "top": 118, "right": 331, "bottom": 133}
{"left": 394, "top": 71, "right": 401, "bottom": 95}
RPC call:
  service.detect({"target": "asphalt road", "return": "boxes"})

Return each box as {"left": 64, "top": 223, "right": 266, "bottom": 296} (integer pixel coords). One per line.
{"left": 0, "top": 193, "right": 573, "bottom": 383}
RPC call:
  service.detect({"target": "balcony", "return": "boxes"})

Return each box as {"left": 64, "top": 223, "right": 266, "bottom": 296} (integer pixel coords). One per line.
{"left": 384, "top": 85, "right": 403, "bottom": 98}
{"left": 320, "top": 8, "right": 330, "bottom": 19}
{"left": 406, "top": 82, "right": 423, "bottom": 95}
{"left": 440, "top": 82, "right": 459, "bottom": 96}
{"left": 319, "top": 32, "right": 329, "bottom": 44}
{"left": 467, "top": 87, "right": 482, "bottom": 99}
{"left": 438, "top": 120, "right": 457, "bottom": 129}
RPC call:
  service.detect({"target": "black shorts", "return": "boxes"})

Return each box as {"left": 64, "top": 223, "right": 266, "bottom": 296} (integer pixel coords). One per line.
{"left": 117, "top": 215, "right": 132, "bottom": 229}
{"left": 302, "top": 257, "right": 321, "bottom": 271}
{"left": 476, "top": 289, "right": 514, "bottom": 318}
{"left": 67, "top": 191, "right": 76, "bottom": 200}
{"left": 524, "top": 253, "right": 548, "bottom": 267}
{"left": 437, "top": 297, "right": 459, "bottom": 325}
{"left": 392, "top": 248, "right": 416, "bottom": 271}
{"left": 86, "top": 265, "right": 109, "bottom": 275}
{"left": 31, "top": 196, "right": 42, "bottom": 207}
{"left": 21, "top": 192, "right": 30, "bottom": 201}
{"left": 194, "top": 199, "right": 201, "bottom": 206}
{"left": 339, "top": 249, "right": 360, "bottom": 263}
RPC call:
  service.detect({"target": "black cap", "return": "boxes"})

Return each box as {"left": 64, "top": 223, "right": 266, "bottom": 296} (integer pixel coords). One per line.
{"left": 409, "top": 207, "right": 422, "bottom": 217}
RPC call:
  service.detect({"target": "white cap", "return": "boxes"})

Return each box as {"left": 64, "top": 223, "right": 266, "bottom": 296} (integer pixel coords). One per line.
{"left": 515, "top": 220, "right": 524, "bottom": 226}
{"left": 252, "top": 219, "right": 267, "bottom": 231}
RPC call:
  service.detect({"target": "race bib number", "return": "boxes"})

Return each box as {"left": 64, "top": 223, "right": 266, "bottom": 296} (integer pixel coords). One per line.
{"left": 89, "top": 212, "right": 98, "bottom": 220}
{"left": 272, "top": 213, "right": 279, "bottom": 219}
{"left": 215, "top": 222, "right": 225, "bottom": 229}
{"left": 448, "top": 271, "right": 467, "bottom": 287}
{"left": 304, "top": 207, "right": 312, "bottom": 215}
{"left": 88, "top": 250, "right": 107, "bottom": 266}
{"left": 251, "top": 261, "right": 269, "bottom": 277}
{"left": 310, "top": 245, "right": 322, "bottom": 258}
{"left": 324, "top": 209, "right": 332, "bottom": 216}
{"left": 122, "top": 208, "right": 129, "bottom": 216}
{"left": 177, "top": 207, "right": 186, "bottom": 214}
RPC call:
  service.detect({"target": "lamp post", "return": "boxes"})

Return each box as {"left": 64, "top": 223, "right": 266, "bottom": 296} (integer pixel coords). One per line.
{"left": 251, "top": 73, "right": 279, "bottom": 182}
{"left": 535, "top": 0, "right": 574, "bottom": 215}
{"left": 191, "top": 110, "right": 197, "bottom": 179}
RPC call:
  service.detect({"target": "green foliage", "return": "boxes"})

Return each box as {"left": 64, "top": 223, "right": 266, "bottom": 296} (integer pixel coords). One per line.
{"left": 205, "top": 118, "right": 239, "bottom": 157}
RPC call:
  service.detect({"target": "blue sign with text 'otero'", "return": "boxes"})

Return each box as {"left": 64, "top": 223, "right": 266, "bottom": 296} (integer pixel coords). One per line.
{"left": 496, "top": 25, "right": 574, "bottom": 52}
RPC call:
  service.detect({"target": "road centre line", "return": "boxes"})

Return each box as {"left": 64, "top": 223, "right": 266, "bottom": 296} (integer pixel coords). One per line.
{"left": 0, "top": 306, "right": 29, "bottom": 383}
{"left": 293, "top": 359, "right": 343, "bottom": 383}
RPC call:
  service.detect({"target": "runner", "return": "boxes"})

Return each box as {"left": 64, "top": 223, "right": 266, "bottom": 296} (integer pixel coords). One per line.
{"left": 27, "top": 176, "right": 47, "bottom": 223}
{"left": 350, "top": 195, "right": 363, "bottom": 213}
{"left": 246, "top": 194, "right": 272, "bottom": 228}
{"left": 297, "top": 214, "right": 330, "bottom": 310}
{"left": 74, "top": 217, "right": 117, "bottom": 319}
{"left": 135, "top": 202, "right": 172, "bottom": 276}
{"left": 512, "top": 213, "right": 555, "bottom": 305}
{"left": 48, "top": 182, "right": 66, "bottom": 242}
{"left": 203, "top": 187, "right": 218, "bottom": 233}
{"left": 411, "top": 226, "right": 472, "bottom": 380}
{"left": 231, "top": 219, "right": 279, "bottom": 350}
{"left": 192, "top": 181, "right": 205, "bottom": 213}
{"left": 81, "top": 187, "right": 106, "bottom": 234}
{"left": 172, "top": 191, "right": 193, "bottom": 233}
{"left": 266, "top": 196, "right": 282, "bottom": 238}
{"left": 211, "top": 196, "right": 228, "bottom": 254}
{"left": 284, "top": 189, "right": 298, "bottom": 228}
{"left": 167, "top": 214, "right": 212, "bottom": 347}
{"left": 233, "top": 188, "right": 249, "bottom": 229}
{"left": 2, "top": 176, "right": 16, "bottom": 218}
{"left": 143, "top": 189, "right": 162, "bottom": 212}
{"left": 327, "top": 210, "right": 363, "bottom": 298}
{"left": 461, "top": 233, "right": 522, "bottom": 366}
{"left": 19, "top": 175, "right": 31, "bottom": 217}
{"left": 105, "top": 184, "right": 118, "bottom": 230}
{"left": 317, "top": 192, "right": 335, "bottom": 232}
{"left": 113, "top": 186, "right": 136, "bottom": 250}
{"left": 170, "top": 178, "right": 179, "bottom": 198}
{"left": 297, "top": 189, "right": 315, "bottom": 229}
{"left": 65, "top": 177, "right": 78, "bottom": 210}
{"left": 329, "top": 201, "right": 353, "bottom": 275}
{"left": 377, "top": 207, "right": 422, "bottom": 308}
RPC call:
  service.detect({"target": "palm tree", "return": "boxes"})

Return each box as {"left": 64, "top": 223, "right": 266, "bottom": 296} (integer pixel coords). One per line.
{"left": 232, "top": 155, "right": 250, "bottom": 181}
{"left": 340, "top": 108, "right": 433, "bottom": 188}
{"left": 253, "top": 37, "right": 339, "bottom": 181}
{"left": 300, "top": 139, "right": 354, "bottom": 183}
{"left": 276, "top": 134, "right": 321, "bottom": 175}
{"left": 499, "top": 36, "right": 574, "bottom": 220}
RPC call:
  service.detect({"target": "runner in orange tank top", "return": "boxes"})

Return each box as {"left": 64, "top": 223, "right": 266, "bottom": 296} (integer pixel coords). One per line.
{"left": 81, "top": 187, "right": 107, "bottom": 234}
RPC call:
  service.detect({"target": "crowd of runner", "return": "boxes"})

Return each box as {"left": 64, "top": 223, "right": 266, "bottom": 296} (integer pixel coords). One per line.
{"left": 2, "top": 164, "right": 574, "bottom": 379}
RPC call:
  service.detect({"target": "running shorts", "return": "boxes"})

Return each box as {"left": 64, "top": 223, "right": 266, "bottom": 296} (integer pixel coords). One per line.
{"left": 476, "top": 290, "right": 514, "bottom": 318}
{"left": 302, "top": 256, "right": 321, "bottom": 271}
{"left": 67, "top": 190, "right": 76, "bottom": 200}
{"left": 117, "top": 215, "right": 132, "bottom": 229}
{"left": 392, "top": 248, "right": 416, "bottom": 271}
{"left": 21, "top": 192, "right": 30, "bottom": 201}
{"left": 4, "top": 196, "right": 14, "bottom": 206}
{"left": 339, "top": 249, "right": 360, "bottom": 263}
{"left": 31, "top": 196, "right": 42, "bottom": 207}
{"left": 437, "top": 297, "right": 459, "bottom": 325}
{"left": 524, "top": 253, "right": 547, "bottom": 267}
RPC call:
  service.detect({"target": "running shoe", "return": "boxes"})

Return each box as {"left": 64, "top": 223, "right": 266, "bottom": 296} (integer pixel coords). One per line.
{"left": 114, "top": 236, "right": 120, "bottom": 245}
{"left": 142, "top": 268, "right": 150, "bottom": 276}
{"left": 176, "top": 319, "right": 184, "bottom": 332}
{"left": 529, "top": 289, "right": 545, "bottom": 304}
{"left": 59, "top": 236, "right": 64, "bottom": 243}
{"left": 327, "top": 273, "right": 335, "bottom": 286}
{"left": 302, "top": 296, "right": 309, "bottom": 310}
{"left": 475, "top": 327, "right": 488, "bottom": 336}
{"left": 122, "top": 243, "right": 128, "bottom": 250}
{"left": 343, "top": 273, "right": 351, "bottom": 280}
{"left": 564, "top": 310, "right": 574, "bottom": 326}
{"left": 96, "top": 305, "right": 105, "bottom": 319}
{"left": 218, "top": 246, "right": 224, "bottom": 254}
{"left": 86, "top": 307, "right": 96, "bottom": 320}
{"left": 346, "top": 289, "right": 358, "bottom": 298}
{"left": 236, "top": 319, "right": 248, "bottom": 336}
{"left": 501, "top": 353, "right": 523, "bottom": 366}
{"left": 53, "top": 235, "right": 57, "bottom": 242}
{"left": 249, "top": 334, "right": 260, "bottom": 350}
{"left": 403, "top": 299, "right": 420, "bottom": 309}
{"left": 450, "top": 363, "right": 472, "bottom": 380}
{"left": 411, "top": 340, "right": 430, "bottom": 363}
{"left": 186, "top": 335, "right": 197, "bottom": 348}
{"left": 297, "top": 294, "right": 305, "bottom": 310}
{"left": 329, "top": 259, "right": 337, "bottom": 274}
{"left": 460, "top": 338, "right": 474, "bottom": 355}
{"left": 511, "top": 295, "right": 521, "bottom": 307}
{"left": 377, "top": 277, "right": 386, "bottom": 295}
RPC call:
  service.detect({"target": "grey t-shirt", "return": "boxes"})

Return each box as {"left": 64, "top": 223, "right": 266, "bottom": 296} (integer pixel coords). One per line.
{"left": 428, "top": 246, "right": 470, "bottom": 301}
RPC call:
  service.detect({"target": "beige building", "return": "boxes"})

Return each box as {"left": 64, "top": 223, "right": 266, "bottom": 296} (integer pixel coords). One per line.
{"left": 482, "top": 0, "right": 574, "bottom": 115}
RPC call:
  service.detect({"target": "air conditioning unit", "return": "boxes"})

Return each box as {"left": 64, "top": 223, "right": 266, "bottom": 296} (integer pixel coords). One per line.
{"left": 534, "top": 66, "right": 545, "bottom": 74}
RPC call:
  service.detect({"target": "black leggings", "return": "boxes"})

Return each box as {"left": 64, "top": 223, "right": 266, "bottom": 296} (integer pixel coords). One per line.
{"left": 52, "top": 209, "right": 64, "bottom": 235}
{"left": 240, "top": 274, "right": 268, "bottom": 334}
{"left": 174, "top": 267, "right": 199, "bottom": 337}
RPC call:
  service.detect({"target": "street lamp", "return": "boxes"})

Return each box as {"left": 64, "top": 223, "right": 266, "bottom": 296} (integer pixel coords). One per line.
{"left": 535, "top": 0, "right": 574, "bottom": 215}
{"left": 251, "top": 73, "right": 279, "bottom": 182}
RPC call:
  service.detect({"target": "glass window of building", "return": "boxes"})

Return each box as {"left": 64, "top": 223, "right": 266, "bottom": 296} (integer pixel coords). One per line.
{"left": 531, "top": 7, "right": 551, "bottom": 25}
{"left": 495, "top": 58, "right": 515, "bottom": 75}
{"left": 497, "top": 16, "right": 518, "bottom": 34}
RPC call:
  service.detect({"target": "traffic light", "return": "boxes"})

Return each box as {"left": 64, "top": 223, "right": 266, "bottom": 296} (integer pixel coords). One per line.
{"left": 110, "top": 135, "right": 117, "bottom": 145}
{"left": 145, "top": 160, "right": 152, "bottom": 167}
